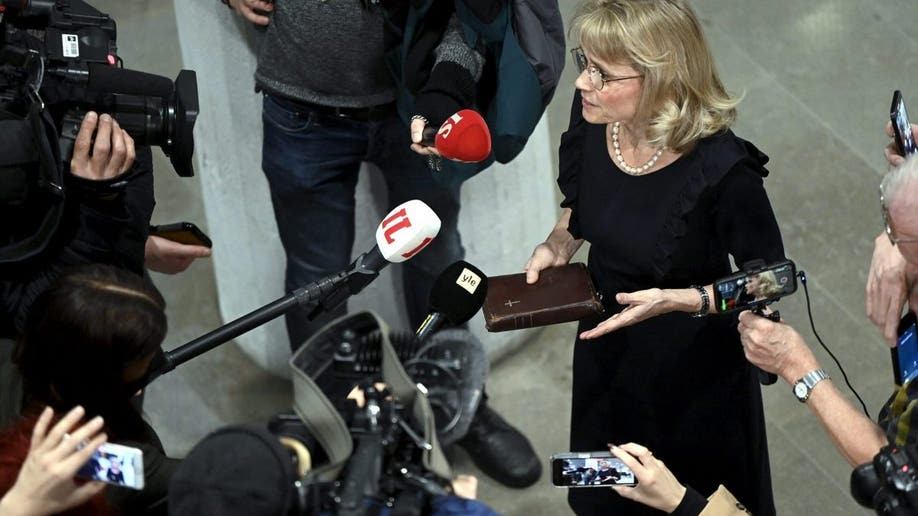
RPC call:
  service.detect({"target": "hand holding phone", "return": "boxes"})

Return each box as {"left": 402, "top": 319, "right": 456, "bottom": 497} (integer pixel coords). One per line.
{"left": 607, "top": 443, "right": 688, "bottom": 513}
{"left": 891, "top": 91, "right": 918, "bottom": 158}
{"left": 0, "top": 406, "right": 107, "bottom": 516}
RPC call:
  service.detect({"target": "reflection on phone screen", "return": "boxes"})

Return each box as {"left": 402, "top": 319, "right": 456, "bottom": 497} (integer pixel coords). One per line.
{"left": 76, "top": 443, "right": 144, "bottom": 490}
{"left": 556, "top": 457, "right": 635, "bottom": 487}
{"left": 898, "top": 319, "right": 918, "bottom": 385}
{"left": 714, "top": 263, "right": 796, "bottom": 312}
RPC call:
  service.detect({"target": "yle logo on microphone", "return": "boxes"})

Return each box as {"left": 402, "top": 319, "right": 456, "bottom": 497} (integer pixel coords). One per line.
{"left": 456, "top": 268, "right": 481, "bottom": 294}
{"left": 437, "top": 112, "right": 464, "bottom": 140}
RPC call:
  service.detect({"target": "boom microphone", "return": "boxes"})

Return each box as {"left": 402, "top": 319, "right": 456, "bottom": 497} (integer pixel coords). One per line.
{"left": 422, "top": 109, "right": 492, "bottom": 163}
{"left": 415, "top": 261, "right": 488, "bottom": 343}
{"left": 155, "top": 200, "right": 442, "bottom": 378}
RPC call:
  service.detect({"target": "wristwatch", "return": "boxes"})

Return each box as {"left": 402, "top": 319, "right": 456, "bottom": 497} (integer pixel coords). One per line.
{"left": 792, "top": 369, "right": 830, "bottom": 403}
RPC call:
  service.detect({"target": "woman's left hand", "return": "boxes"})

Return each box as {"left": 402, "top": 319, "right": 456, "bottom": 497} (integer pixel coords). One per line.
{"left": 579, "top": 288, "right": 669, "bottom": 339}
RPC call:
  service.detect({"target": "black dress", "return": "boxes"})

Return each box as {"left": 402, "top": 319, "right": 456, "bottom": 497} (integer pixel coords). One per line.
{"left": 560, "top": 93, "right": 782, "bottom": 516}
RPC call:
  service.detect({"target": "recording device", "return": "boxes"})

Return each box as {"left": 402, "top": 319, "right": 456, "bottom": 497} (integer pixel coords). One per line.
{"left": 891, "top": 90, "right": 917, "bottom": 157}
{"left": 287, "top": 311, "right": 460, "bottom": 515}
{"left": 892, "top": 311, "right": 918, "bottom": 386}
{"left": 550, "top": 452, "right": 637, "bottom": 488}
{"left": 153, "top": 200, "right": 441, "bottom": 378}
{"left": 713, "top": 259, "right": 799, "bottom": 385}
{"left": 76, "top": 441, "right": 145, "bottom": 490}
{"left": 0, "top": 0, "right": 199, "bottom": 176}
{"left": 713, "top": 259, "right": 798, "bottom": 317}
{"left": 851, "top": 443, "right": 918, "bottom": 515}
{"left": 420, "top": 109, "right": 492, "bottom": 163}
{"left": 415, "top": 260, "right": 488, "bottom": 343}
{"left": 149, "top": 221, "right": 212, "bottom": 248}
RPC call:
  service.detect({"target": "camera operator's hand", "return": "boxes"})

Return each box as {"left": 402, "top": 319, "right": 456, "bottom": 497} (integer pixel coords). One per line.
{"left": 0, "top": 406, "right": 107, "bottom": 516}
{"left": 608, "top": 443, "right": 685, "bottom": 513}
{"left": 69, "top": 112, "right": 135, "bottom": 181}
{"left": 227, "top": 0, "right": 273, "bottom": 26}
{"left": 144, "top": 236, "right": 212, "bottom": 275}
{"left": 866, "top": 233, "right": 912, "bottom": 345}
{"left": 885, "top": 120, "right": 918, "bottom": 167}
{"left": 737, "top": 311, "right": 820, "bottom": 383}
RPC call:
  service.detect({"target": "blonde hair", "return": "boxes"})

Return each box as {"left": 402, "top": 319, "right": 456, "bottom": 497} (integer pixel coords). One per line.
{"left": 570, "top": 0, "right": 740, "bottom": 152}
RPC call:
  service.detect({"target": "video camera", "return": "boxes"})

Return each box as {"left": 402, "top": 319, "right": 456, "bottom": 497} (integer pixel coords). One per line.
{"left": 0, "top": 0, "right": 199, "bottom": 176}
{"left": 851, "top": 443, "right": 918, "bottom": 515}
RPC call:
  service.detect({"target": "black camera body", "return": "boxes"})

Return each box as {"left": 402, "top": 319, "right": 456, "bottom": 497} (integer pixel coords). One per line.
{"left": 0, "top": 0, "right": 198, "bottom": 177}
{"left": 852, "top": 443, "right": 918, "bottom": 515}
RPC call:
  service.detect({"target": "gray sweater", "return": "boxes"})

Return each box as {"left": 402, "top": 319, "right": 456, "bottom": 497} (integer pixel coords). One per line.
{"left": 254, "top": 1, "right": 396, "bottom": 108}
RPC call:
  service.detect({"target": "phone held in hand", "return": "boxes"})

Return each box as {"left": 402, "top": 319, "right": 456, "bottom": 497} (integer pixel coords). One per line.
{"left": 892, "top": 311, "right": 918, "bottom": 386}
{"left": 149, "top": 221, "right": 212, "bottom": 248}
{"left": 550, "top": 451, "right": 637, "bottom": 488}
{"left": 76, "top": 441, "right": 145, "bottom": 490}
{"left": 891, "top": 90, "right": 917, "bottom": 157}
{"left": 713, "top": 260, "right": 797, "bottom": 314}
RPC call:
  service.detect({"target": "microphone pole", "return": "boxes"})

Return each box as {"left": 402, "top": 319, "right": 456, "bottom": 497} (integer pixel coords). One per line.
{"left": 159, "top": 272, "right": 347, "bottom": 375}
{"left": 152, "top": 199, "right": 443, "bottom": 381}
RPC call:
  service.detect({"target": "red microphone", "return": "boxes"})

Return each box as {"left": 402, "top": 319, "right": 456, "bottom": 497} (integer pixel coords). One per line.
{"left": 421, "top": 110, "right": 492, "bottom": 163}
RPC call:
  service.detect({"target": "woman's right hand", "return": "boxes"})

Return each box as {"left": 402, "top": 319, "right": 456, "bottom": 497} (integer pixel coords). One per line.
{"left": 608, "top": 443, "right": 686, "bottom": 514}
{"left": 0, "top": 406, "right": 107, "bottom": 516}
{"left": 524, "top": 242, "right": 570, "bottom": 284}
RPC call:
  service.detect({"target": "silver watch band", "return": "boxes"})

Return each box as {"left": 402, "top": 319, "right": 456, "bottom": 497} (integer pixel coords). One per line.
{"left": 794, "top": 369, "right": 830, "bottom": 402}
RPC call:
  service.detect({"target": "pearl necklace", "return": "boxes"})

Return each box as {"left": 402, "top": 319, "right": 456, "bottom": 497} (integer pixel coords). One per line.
{"left": 611, "top": 121, "right": 663, "bottom": 175}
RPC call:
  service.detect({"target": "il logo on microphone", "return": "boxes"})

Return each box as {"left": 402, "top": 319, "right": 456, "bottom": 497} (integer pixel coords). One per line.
{"left": 437, "top": 112, "right": 464, "bottom": 140}
{"left": 381, "top": 207, "right": 412, "bottom": 244}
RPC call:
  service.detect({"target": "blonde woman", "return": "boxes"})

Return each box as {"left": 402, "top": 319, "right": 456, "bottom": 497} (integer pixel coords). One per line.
{"left": 524, "top": 1, "right": 784, "bottom": 514}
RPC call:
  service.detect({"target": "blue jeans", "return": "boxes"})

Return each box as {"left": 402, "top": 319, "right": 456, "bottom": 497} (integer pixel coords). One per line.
{"left": 261, "top": 94, "right": 464, "bottom": 350}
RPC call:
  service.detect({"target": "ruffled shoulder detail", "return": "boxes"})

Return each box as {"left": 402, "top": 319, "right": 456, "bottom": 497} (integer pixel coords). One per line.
{"left": 557, "top": 90, "right": 588, "bottom": 238}
{"left": 650, "top": 130, "right": 770, "bottom": 281}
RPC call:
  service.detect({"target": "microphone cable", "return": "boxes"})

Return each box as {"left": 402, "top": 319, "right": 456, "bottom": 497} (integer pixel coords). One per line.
{"left": 798, "top": 270, "right": 871, "bottom": 417}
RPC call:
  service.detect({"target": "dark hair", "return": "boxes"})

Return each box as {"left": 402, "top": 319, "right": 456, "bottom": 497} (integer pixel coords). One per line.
{"left": 14, "top": 264, "right": 167, "bottom": 437}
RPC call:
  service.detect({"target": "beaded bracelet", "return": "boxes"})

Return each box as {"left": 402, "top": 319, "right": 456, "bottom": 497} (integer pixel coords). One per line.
{"left": 690, "top": 285, "right": 709, "bottom": 318}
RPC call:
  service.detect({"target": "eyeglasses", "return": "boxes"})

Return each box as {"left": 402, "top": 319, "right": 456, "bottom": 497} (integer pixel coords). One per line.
{"left": 570, "top": 47, "right": 642, "bottom": 91}
{"left": 880, "top": 189, "right": 918, "bottom": 245}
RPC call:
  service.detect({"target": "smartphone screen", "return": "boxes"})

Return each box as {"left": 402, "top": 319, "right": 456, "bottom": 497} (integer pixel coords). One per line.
{"left": 893, "top": 312, "right": 918, "bottom": 386}
{"left": 891, "top": 91, "right": 917, "bottom": 157}
{"left": 550, "top": 453, "right": 636, "bottom": 487}
{"left": 76, "top": 442, "right": 145, "bottom": 490}
{"left": 713, "top": 260, "right": 797, "bottom": 313}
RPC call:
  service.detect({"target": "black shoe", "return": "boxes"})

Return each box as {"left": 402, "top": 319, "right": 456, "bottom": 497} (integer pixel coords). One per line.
{"left": 456, "top": 404, "right": 541, "bottom": 488}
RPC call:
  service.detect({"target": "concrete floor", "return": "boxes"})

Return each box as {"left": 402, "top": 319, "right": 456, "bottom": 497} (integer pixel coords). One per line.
{"left": 97, "top": 0, "right": 918, "bottom": 514}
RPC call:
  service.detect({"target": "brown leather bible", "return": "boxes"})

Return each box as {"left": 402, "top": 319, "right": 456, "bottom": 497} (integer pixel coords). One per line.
{"left": 483, "top": 263, "right": 605, "bottom": 332}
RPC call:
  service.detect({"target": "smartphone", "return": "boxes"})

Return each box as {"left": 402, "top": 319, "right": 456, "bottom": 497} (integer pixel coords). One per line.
{"left": 550, "top": 452, "right": 637, "bottom": 488}
{"left": 892, "top": 311, "right": 918, "bottom": 386}
{"left": 891, "top": 91, "right": 917, "bottom": 157}
{"left": 713, "top": 260, "right": 797, "bottom": 313}
{"left": 149, "top": 222, "right": 212, "bottom": 248}
{"left": 76, "top": 442, "right": 145, "bottom": 490}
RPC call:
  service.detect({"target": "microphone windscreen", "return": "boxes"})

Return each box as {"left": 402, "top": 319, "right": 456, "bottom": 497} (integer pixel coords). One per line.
{"left": 428, "top": 261, "right": 488, "bottom": 324}
{"left": 418, "top": 327, "right": 488, "bottom": 445}
{"left": 435, "top": 109, "right": 491, "bottom": 163}
{"left": 374, "top": 200, "right": 441, "bottom": 263}
{"left": 87, "top": 64, "right": 174, "bottom": 97}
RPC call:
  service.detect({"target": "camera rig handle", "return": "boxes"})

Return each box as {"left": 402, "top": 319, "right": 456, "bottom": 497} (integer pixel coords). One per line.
{"left": 741, "top": 260, "right": 780, "bottom": 385}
